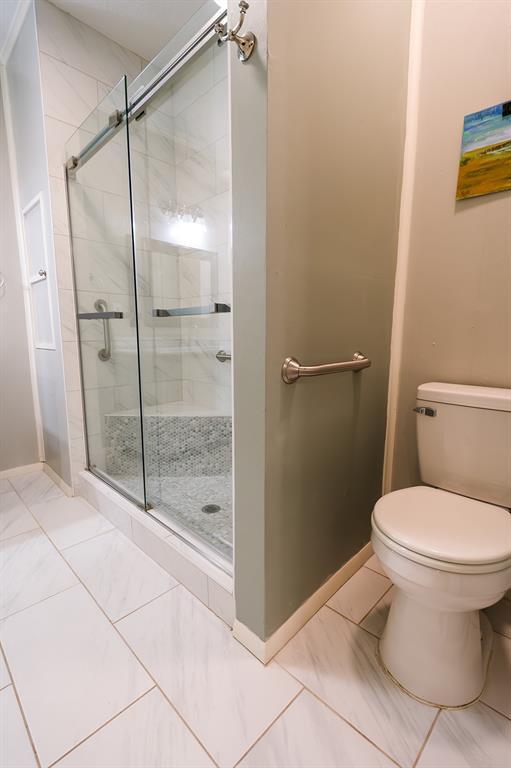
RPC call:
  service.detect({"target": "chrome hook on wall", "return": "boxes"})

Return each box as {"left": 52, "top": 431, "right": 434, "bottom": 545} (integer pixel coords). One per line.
{"left": 215, "top": 1, "right": 256, "bottom": 63}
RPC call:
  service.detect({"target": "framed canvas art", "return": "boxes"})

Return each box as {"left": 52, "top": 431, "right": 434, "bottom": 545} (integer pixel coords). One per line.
{"left": 456, "top": 100, "right": 511, "bottom": 200}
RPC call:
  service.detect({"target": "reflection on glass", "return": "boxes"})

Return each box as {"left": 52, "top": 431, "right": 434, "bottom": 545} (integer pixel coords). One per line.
{"left": 129, "top": 37, "right": 233, "bottom": 562}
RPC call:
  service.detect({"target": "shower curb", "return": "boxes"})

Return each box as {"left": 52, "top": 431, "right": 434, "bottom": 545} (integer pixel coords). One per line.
{"left": 78, "top": 470, "right": 234, "bottom": 627}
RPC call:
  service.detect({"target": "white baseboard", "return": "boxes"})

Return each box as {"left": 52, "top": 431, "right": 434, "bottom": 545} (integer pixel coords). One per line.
{"left": 43, "top": 463, "right": 73, "bottom": 497}
{"left": 0, "top": 462, "right": 43, "bottom": 479}
{"left": 233, "top": 541, "right": 373, "bottom": 663}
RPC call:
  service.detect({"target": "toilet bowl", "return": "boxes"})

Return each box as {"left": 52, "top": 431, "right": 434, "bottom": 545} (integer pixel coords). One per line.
{"left": 371, "top": 383, "right": 511, "bottom": 707}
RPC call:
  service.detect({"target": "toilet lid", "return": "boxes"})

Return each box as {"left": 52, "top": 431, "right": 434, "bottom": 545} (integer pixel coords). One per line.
{"left": 373, "top": 486, "right": 511, "bottom": 565}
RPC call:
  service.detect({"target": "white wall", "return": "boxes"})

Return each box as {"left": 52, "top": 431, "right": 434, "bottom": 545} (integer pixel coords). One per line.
{"left": 5, "top": 4, "right": 71, "bottom": 482}
{"left": 388, "top": 0, "right": 511, "bottom": 490}
{"left": 0, "top": 82, "right": 39, "bottom": 471}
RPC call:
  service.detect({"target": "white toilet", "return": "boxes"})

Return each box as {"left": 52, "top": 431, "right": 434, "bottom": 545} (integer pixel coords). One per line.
{"left": 371, "top": 382, "right": 511, "bottom": 707}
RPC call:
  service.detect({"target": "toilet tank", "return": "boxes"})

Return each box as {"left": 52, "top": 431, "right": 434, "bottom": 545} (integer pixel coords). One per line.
{"left": 416, "top": 382, "right": 511, "bottom": 508}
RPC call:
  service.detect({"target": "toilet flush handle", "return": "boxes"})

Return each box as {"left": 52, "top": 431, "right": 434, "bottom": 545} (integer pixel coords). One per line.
{"left": 413, "top": 406, "right": 437, "bottom": 417}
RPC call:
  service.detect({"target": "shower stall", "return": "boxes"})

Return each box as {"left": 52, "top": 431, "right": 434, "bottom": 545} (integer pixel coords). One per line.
{"left": 65, "top": 4, "right": 234, "bottom": 568}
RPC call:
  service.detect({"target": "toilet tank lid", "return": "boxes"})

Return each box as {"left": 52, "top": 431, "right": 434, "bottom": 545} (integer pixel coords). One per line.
{"left": 417, "top": 382, "right": 511, "bottom": 412}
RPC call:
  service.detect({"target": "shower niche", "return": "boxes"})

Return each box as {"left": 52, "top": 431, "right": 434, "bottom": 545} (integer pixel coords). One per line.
{"left": 66, "top": 11, "right": 233, "bottom": 567}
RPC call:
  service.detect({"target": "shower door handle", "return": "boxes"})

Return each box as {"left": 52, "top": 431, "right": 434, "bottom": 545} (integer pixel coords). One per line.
{"left": 152, "top": 302, "right": 231, "bottom": 317}
{"left": 77, "top": 311, "right": 124, "bottom": 320}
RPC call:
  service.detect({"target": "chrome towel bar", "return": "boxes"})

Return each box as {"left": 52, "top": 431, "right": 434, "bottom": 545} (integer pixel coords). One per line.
{"left": 281, "top": 352, "right": 371, "bottom": 384}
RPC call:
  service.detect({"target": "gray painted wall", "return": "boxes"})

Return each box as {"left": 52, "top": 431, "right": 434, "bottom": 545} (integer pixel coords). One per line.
{"left": 5, "top": 5, "right": 71, "bottom": 483}
{"left": 0, "top": 84, "right": 39, "bottom": 471}
{"left": 234, "top": 0, "right": 411, "bottom": 639}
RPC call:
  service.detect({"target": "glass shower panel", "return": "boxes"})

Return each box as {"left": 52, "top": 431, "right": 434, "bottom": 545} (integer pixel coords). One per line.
{"left": 66, "top": 77, "right": 146, "bottom": 505}
{"left": 129, "top": 38, "right": 233, "bottom": 561}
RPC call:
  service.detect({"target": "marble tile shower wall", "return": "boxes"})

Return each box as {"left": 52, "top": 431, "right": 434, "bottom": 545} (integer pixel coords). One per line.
{"left": 131, "top": 38, "right": 232, "bottom": 418}
{"left": 34, "top": 0, "right": 145, "bottom": 486}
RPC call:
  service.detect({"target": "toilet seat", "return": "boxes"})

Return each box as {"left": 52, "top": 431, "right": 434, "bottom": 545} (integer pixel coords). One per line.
{"left": 373, "top": 486, "right": 511, "bottom": 573}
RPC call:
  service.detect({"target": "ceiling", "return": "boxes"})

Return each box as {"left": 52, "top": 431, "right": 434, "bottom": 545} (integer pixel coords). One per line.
{"left": 48, "top": 0, "right": 211, "bottom": 60}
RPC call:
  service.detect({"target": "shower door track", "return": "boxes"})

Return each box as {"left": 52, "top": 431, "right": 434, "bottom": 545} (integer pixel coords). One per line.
{"left": 67, "top": 6, "right": 227, "bottom": 174}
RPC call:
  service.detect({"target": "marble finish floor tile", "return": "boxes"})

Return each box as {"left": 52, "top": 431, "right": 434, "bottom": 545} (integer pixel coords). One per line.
{"left": 0, "top": 585, "right": 152, "bottom": 768}
{"left": 327, "top": 567, "right": 391, "bottom": 623}
{"left": 417, "top": 703, "right": 511, "bottom": 768}
{"left": 0, "top": 478, "right": 13, "bottom": 494}
{"left": 117, "top": 587, "right": 301, "bottom": 768}
{"left": 63, "top": 529, "right": 177, "bottom": 621}
{"left": 485, "top": 598, "right": 511, "bottom": 639}
{"left": 0, "top": 650, "right": 11, "bottom": 689}
{"left": 360, "top": 586, "right": 395, "bottom": 637}
{"left": 481, "top": 632, "right": 511, "bottom": 718}
{"left": 0, "top": 491, "right": 39, "bottom": 542}
{"left": 0, "top": 529, "right": 77, "bottom": 619}
{"left": 30, "top": 496, "right": 113, "bottom": 550}
{"left": 56, "top": 687, "right": 214, "bottom": 767}
{"left": 0, "top": 685, "right": 38, "bottom": 768}
{"left": 277, "top": 606, "right": 437, "bottom": 767}
{"left": 10, "top": 471, "right": 63, "bottom": 507}
{"left": 365, "top": 554, "right": 387, "bottom": 577}
{"left": 239, "top": 690, "right": 396, "bottom": 767}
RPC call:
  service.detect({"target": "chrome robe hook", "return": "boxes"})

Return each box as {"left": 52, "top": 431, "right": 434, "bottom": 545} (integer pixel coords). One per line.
{"left": 215, "top": 1, "right": 256, "bottom": 62}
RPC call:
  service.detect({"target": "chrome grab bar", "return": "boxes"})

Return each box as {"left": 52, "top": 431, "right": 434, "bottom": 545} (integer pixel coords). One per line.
{"left": 95, "top": 300, "right": 112, "bottom": 362}
{"left": 152, "top": 302, "right": 231, "bottom": 317}
{"left": 77, "top": 300, "right": 123, "bottom": 361}
{"left": 281, "top": 352, "right": 371, "bottom": 384}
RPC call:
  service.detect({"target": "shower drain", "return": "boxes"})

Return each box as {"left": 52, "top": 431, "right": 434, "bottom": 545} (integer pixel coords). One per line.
{"left": 202, "top": 503, "right": 221, "bottom": 514}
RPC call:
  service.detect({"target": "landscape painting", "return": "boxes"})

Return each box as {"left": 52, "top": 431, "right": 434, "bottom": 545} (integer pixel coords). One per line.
{"left": 456, "top": 100, "right": 511, "bottom": 200}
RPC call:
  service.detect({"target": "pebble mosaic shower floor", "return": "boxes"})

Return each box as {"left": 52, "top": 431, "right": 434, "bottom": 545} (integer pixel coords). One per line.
{"left": 104, "top": 412, "right": 233, "bottom": 560}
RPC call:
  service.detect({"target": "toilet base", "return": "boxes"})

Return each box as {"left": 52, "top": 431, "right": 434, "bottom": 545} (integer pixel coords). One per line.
{"left": 379, "top": 588, "right": 494, "bottom": 708}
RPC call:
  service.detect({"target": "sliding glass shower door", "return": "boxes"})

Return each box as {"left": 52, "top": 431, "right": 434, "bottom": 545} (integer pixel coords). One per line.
{"left": 66, "top": 33, "right": 233, "bottom": 564}
{"left": 129, "top": 36, "right": 232, "bottom": 561}
{"left": 66, "top": 77, "right": 146, "bottom": 507}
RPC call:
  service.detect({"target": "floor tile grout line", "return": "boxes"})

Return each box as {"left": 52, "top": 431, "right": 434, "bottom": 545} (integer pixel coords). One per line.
{"left": 147, "top": 675, "right": 221, "bottom": 768}
{"left": 324, "top": 603, "right": 381, "bottom": 640}
{"left": 0, "top": 583, "right": 78, "bottom": 624}
{"left": 36, "top": 516, "right": 222, "bottom": 768}
{"left": 326, "top": 578, "right": 393, "bottom": 629}
{"left": 0, "top": 523, "right": 41, "bottom": 545}
{"left": 479, "top": 699, "right": 511, "bottom": 722}
{"left": 112, "top": 582, "right": 180, "bottom": 624}
{"left": 231, "top": 686, "right": 305, "bottom": 768}
{"left": 0, "top": 524, "right": 43, "bottom": 546}
{"left": 364, "top": 563, "right": 387, "bottom": 577}
{"left": 411, "top": 709, "right": 441, "bottom": 768}
{"left": 272, "top": 660, "right": 403, "bottom": 768}
{"left": 57, "top": 523, "right": 118, "bottom": 553}
{"left": 0, "top": 641, "right": 42, "bottom": 768}
{"left": 356, "top": 583, "right": 394, "bottom": 626}
{"left": 47, "top": 685, "right": 158, "bottom": 768}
